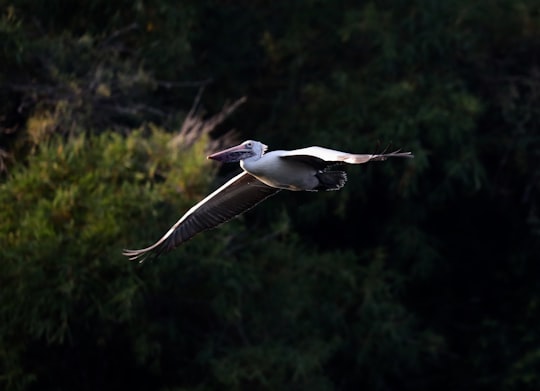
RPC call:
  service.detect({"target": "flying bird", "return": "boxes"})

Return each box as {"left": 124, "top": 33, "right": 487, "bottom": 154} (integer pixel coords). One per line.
{"left": 123, "top": 140, "right": 413, "bottom": 262}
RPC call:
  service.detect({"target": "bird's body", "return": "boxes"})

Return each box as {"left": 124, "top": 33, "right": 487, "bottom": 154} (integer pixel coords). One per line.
{"left": 241, "top": 150, "right": 319, "bottom": 190}
{"left": 123, "top": 140, "right": 413, "bottom": 262}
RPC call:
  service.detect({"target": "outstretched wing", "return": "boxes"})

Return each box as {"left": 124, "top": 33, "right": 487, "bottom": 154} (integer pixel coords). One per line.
{"left": 279, "top": 146, "right": 413, "bottom": 169}
{"left": 123, "top": 172, "right": 280, "bottom": 262}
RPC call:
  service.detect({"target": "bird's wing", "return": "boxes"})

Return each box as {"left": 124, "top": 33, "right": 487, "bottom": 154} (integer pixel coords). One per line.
{"left": 123, "top": 172, "right": 280, "bottom": 262}
{"left": 279, "top": 146, "right": 413, "bottom": 168}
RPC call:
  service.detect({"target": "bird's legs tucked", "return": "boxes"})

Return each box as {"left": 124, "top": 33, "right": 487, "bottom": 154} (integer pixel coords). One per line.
{"left": 314, "top": 170, "right": 348, "bottom": 191}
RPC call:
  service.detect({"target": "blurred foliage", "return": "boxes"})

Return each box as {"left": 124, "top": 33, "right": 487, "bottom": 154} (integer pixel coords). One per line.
{"left": 0, "top": 127, "right": 213, "bottom": 388}
{"left": 1, "top": 0, "right": 540, "bottom": 390}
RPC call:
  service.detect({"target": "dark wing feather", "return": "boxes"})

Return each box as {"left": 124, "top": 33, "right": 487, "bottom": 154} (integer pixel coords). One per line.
{"left": 279, "top": 154, "right": 329, "bottom": 170}
{"left": 123, "top": 172, "right": 280, "bottom": 262}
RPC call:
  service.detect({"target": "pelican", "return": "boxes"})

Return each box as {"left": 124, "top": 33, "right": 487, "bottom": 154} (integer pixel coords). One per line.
{"left": 123, "top": 140, "right": 413, "bottom": 261}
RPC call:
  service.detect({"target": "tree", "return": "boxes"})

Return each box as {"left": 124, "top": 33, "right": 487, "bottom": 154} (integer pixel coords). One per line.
{"left": 1, "top": 0, "right": 540, "bottom": 389}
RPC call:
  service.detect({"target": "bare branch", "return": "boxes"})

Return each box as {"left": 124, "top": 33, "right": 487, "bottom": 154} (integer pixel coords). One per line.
{"left": 170, "top": 89, "right": 246, "bottom": 150}
{"left": 156, "top": 78, "right": 213, "bottom": 89}
{"left": 0, "top": 148, "right": 11, "bottom": 173}
{"left": 99, "top": 23, "right": 140, "bottom": 49}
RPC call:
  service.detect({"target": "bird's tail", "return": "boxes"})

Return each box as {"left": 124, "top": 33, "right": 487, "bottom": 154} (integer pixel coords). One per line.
{"left": 314, "top": 171, "right": 347, "bottom": 191}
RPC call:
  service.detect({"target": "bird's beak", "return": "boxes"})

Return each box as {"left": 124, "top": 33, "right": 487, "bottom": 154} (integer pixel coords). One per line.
{"left": 207, "top": 143, "right": 251, "bottom": 162}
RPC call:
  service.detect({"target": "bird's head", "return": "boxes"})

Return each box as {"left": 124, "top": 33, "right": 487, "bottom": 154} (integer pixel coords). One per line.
{"left": 207, "top": 140, "right": 267, "bottom": 162}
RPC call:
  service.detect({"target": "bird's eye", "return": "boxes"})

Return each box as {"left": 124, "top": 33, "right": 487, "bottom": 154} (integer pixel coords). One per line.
{"left": 246, "top": 142, "right": 252, "bottom": 148}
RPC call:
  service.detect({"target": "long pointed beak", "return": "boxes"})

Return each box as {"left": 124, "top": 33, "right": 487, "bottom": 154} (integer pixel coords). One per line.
{"left": 207, "top": 144, "right": 251, "bottom": 162}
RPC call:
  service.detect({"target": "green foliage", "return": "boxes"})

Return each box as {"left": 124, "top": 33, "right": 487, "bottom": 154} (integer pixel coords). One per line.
{"left": 0, "top": 128, "right": 214, "bottom": 389}
{"left": 0, "top": 1, "right": 199, "bottom": 161}
{"left": 1, "top": 0, "right": 540, "bottom": 390}
{"left": 1, "top": 127, "right": 429, "bottom": 391}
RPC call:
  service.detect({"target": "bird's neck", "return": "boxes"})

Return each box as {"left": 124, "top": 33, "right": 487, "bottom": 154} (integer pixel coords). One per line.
{"left": 240, "top": 155, "right": 262, "bottom": 172}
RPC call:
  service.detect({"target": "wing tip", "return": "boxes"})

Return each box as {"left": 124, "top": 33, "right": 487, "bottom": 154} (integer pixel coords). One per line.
{"left": 394, "top": 151, "right": 414, "bottom": 158}
{"left": 370, "top": 151, "right": 414, "bottom": 161}
{"left": 122, "top": 244, "right": 166, "bottom": 263}
{"left": 122, "top": 248, "right": 149, "bottom": 263}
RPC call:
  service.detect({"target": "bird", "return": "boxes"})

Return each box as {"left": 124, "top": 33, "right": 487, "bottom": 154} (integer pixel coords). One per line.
{"left": 123, "top": 140, "right": 413, "bottom": 262}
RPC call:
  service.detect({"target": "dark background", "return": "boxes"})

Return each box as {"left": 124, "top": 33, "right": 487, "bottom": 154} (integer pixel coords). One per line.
{"left": 1, "top": 1, "right": 539, "bottom": 390}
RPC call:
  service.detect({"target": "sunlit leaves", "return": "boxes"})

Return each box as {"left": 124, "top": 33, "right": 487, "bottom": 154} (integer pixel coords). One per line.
{"left": 0, "top": 127, "right": 216, "bottom": 389}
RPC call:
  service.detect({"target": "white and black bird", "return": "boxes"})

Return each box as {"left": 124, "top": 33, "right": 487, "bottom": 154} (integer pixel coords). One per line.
{"left": 123, "top": 140, "right": 413, "bottom": 261}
